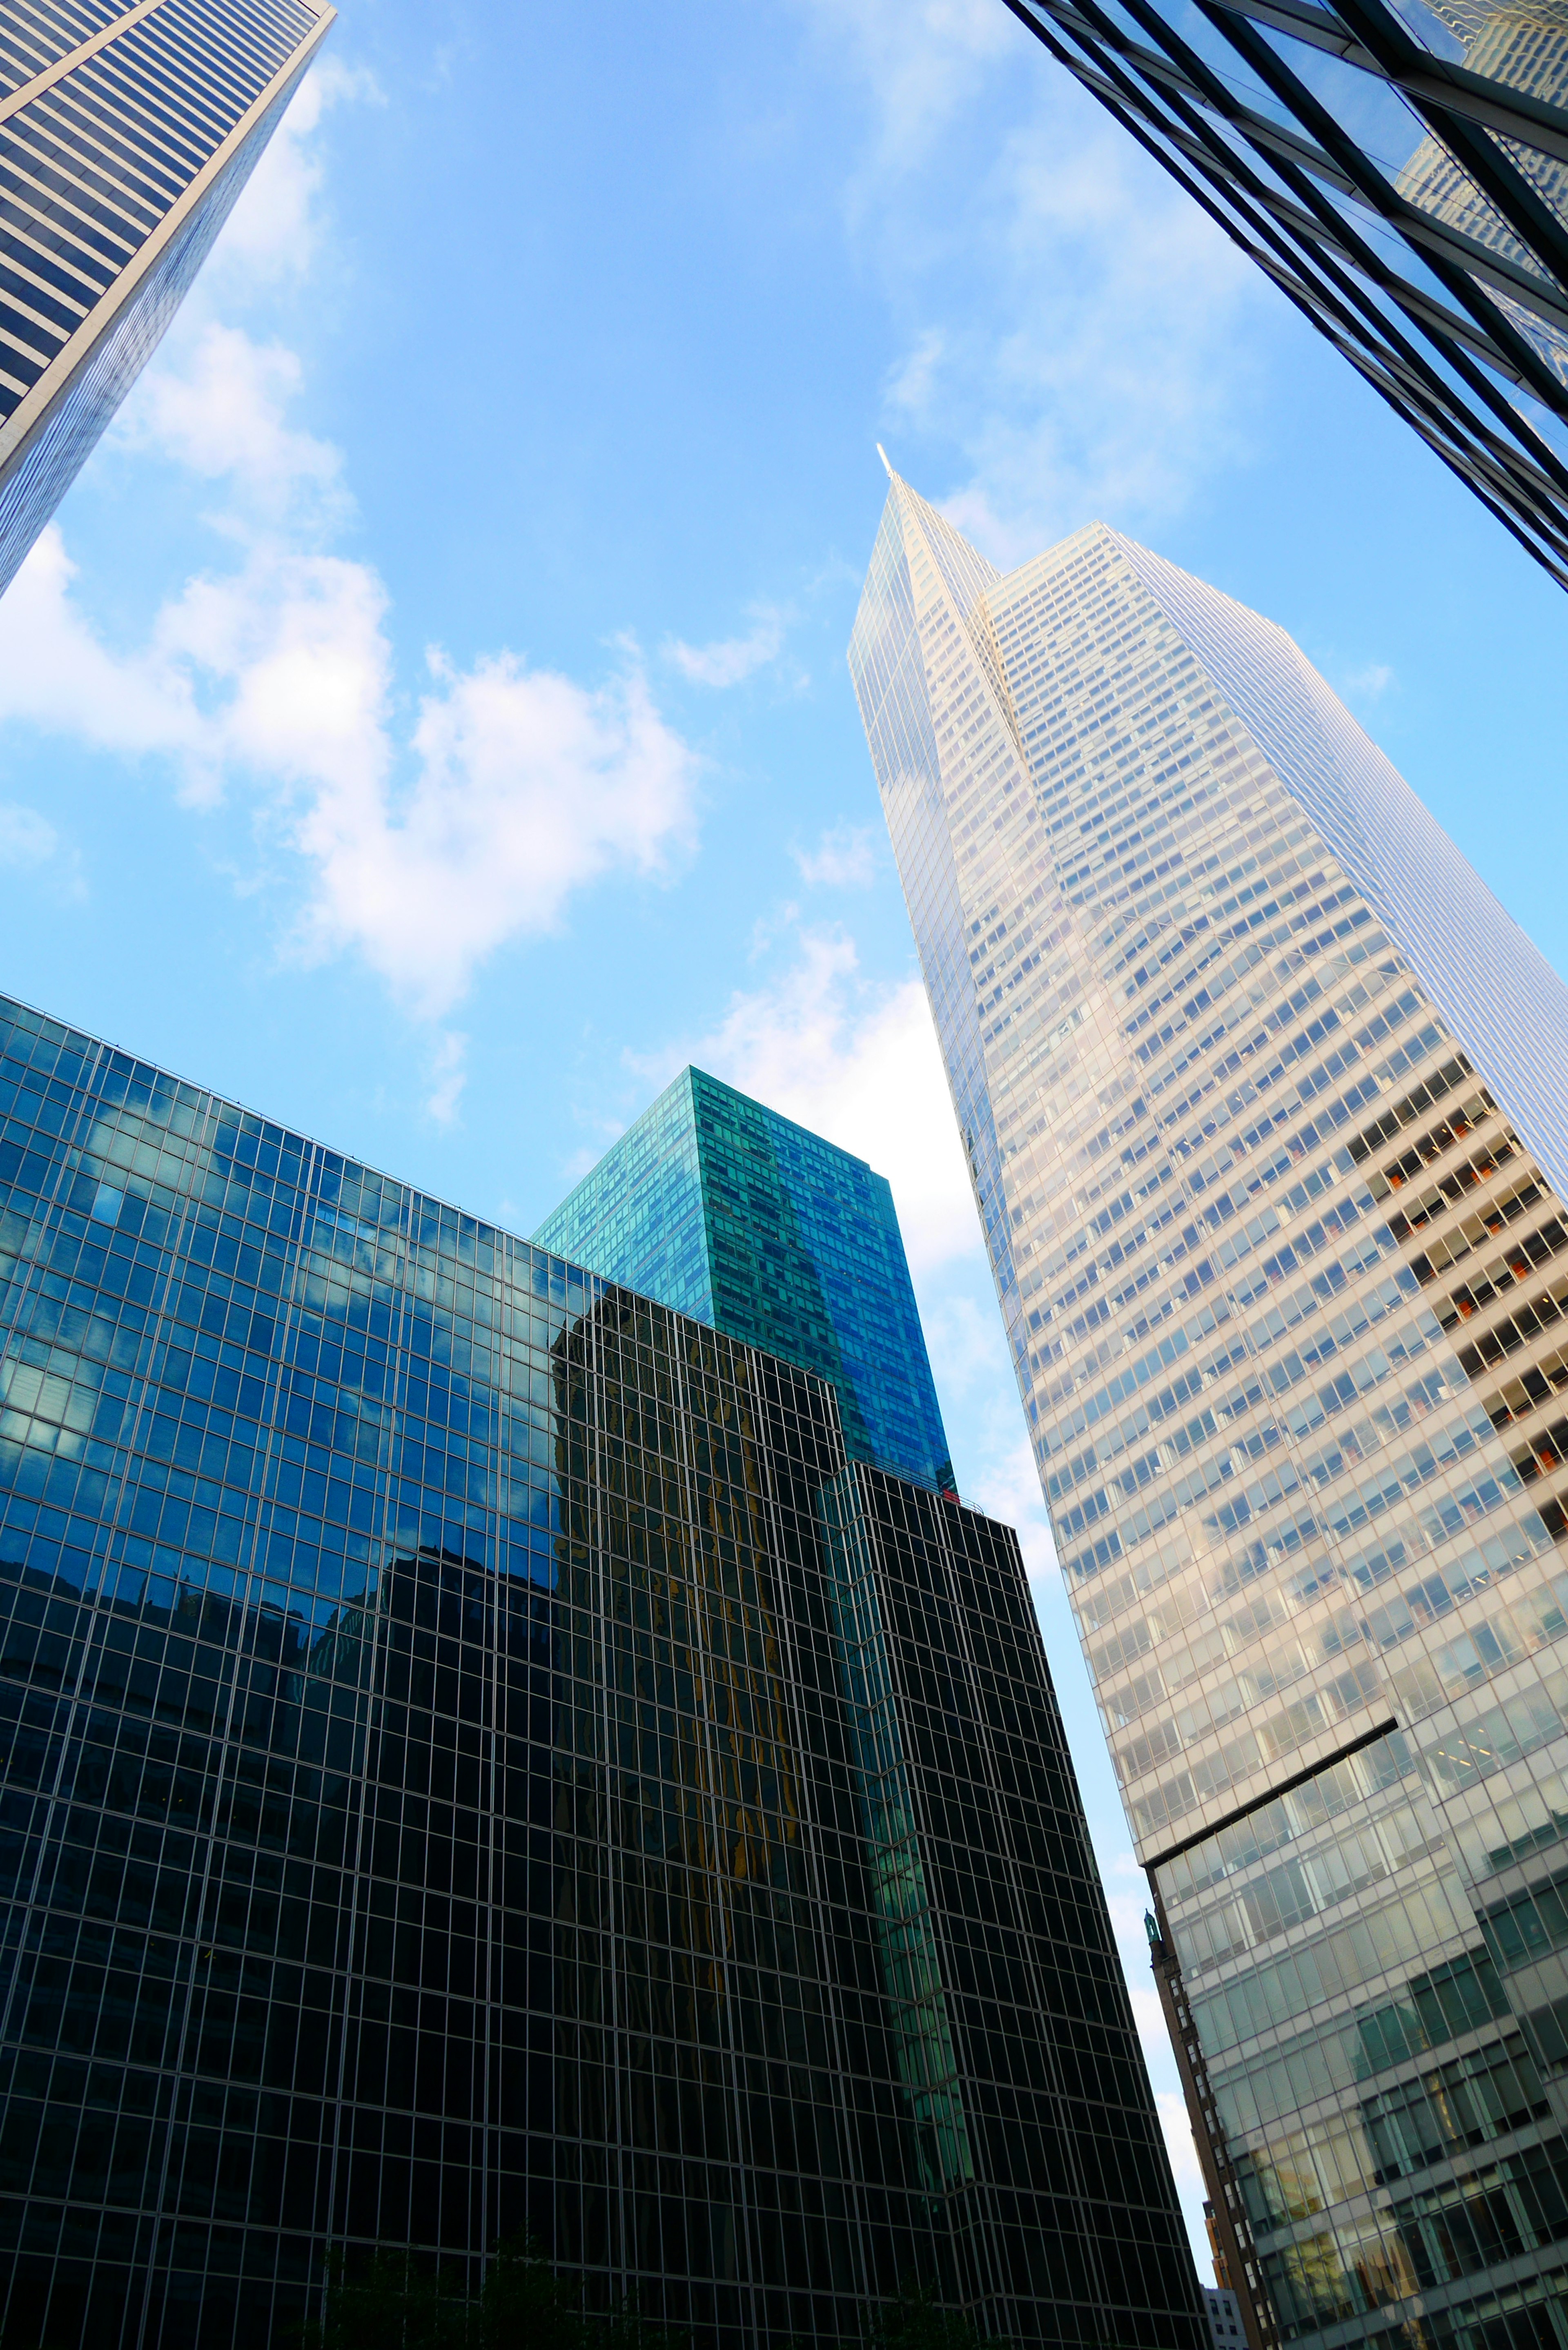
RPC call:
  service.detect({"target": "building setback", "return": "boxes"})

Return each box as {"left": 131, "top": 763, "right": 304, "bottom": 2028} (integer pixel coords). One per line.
{"left": 850, "top": 462, "right": 1568, "bottom": 2350}
{"left": 0, "top": 989, "right": 1203, "bottom": 2350}
{"left": 0, "top": 0, "right": 332, "bottom": 600}
{"left": 534, "top": 1063, "right": 955, "bottom": 1494}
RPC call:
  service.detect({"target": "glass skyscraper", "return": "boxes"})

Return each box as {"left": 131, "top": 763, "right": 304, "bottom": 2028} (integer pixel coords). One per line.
{"left": 534, "top": 1065, "right": 955, "bottom": 1495}
{"left": 851, "top": 461, "right": 1568, "bottom": 2350}
{"left": 0, "top": 0, "right": 332, "bottom": 601}
{"left": 0, "top": 988, "right": 1203, "bottom": 2350}
{"left": 1000, "top": 0, "right": 1568, "bottom": 592}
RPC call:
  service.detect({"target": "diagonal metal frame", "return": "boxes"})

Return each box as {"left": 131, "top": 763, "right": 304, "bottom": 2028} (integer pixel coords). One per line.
{"left": 1001, "top": 0, "right": 1568, "bottom": 590}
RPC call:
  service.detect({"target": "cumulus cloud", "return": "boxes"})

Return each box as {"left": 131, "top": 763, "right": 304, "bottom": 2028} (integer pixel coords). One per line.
{"left": 640, "top": 923, "right": 979, "bottom": 1274}
{"left": 793, "top": 821, "right": 878, "bottom": 887}
{"left": 0, "top": 529, "right": 699, "bottom": 1015}
{"left": 0, "top": 526, "right": 202, "bottom": 756}
{"left": 664, "top": 606, "right": 784, "bottom": 687}
{"left": 118, "top": 323, "right": 345, "bottom": 522}
{"left": 306, "top": 645, "right": 697, "bottom": 1013}
{"left": 0, "top": 66, "right": 700, "bottom": 1022}
{"left": 209, "top": 56, "right": 384, "bottom": 287}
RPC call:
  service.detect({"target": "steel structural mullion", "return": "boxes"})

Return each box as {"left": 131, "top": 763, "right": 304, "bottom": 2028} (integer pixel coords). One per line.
{"left": 1026, "top": 0, "right": 1568, "bottom": 428}
{"left": 1162, "top": 0, "right": 1568, "bottom": 413}
{"left": 1115, "top": 59, "right": 1567, "bottom": 364}
{"left": 1006, "top": 0, "right": 1568, "bottom": 583}
{"left": 1055, "top": 27, "right": 1568, "bottom": 532}
{"left": 1209, "top": 0, "right": 1568, "bottom": 167}
{"left": 1187, "top": 0, "right": 1568, "bottom": 417}
{"left": 1051, "top": 8, "right": 1568, "bottom": 337}
{"left": 1325, "top": 0, "right": 1568, "bottom": 293}
{"left": 1022, "top": 0, "right": 1568, "bottom": 495}
{"left": 1011, "top": 0, "right": 1568, "bottom": 517}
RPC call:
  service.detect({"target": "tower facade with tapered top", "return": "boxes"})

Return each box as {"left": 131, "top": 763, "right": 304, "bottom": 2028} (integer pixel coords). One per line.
{"left": 0, "top": 0, "right": 333, "bottom": 600}
{"left": 851, "top": 461, "right": 1568, "bottom": 2350}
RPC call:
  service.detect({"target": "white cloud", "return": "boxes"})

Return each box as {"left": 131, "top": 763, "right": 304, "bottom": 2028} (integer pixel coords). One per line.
{"left": 305, "top": 645, "right": 698, "bottom": 1014}
{"left": 427, "top": 1031, "right": 468, "bottom": 1125}
{"left": 793, "top": 821, "right": 878, "bottom": 887}
{"left": 0, "top": 526, "right": 201, "bottom": 757}
{"left": 804, "top": 0, "right": 1266, "bottom": 555}
{"left": 0, "top": 529, "right": 701, "bottom": 1017}
{"left": 800, "top": 0, "right": 1016, "bottom": 180}
{"left": 0, "top": 804, "right": 60, "bottom": 869}
{"left": 209, "top": 56, "right": 383, "bottom": 287}
{"left": 1340, "top": 659, "right": 1395, "bottom": 702}
{"left": 0, "top": 797, "right": 85, "bottom": 901}
{"left": 118, "top": 323, "right": 344, "bottom": 521}
{"left": 641, "top": 922, "right": 979, "bottom": 1274}
{"left": 665, "top": 607, "right": 784, "bottom": 687}
{"left": 0, "top": 69, "right": 702, "bottom": 1025}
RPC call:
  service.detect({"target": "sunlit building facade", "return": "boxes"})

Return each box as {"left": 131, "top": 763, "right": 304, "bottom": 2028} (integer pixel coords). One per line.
{"left": 850, "top": 462, "right": 1568, "bottom": 2350}
{"left": 534, "top": 1064, "right": 954, "bottom": 1493}
{"left": 0, "top": 989, "right": 1203, "bottom": 2350}
{"left": 0, "top": 0, "right": 332, "bottom": 600}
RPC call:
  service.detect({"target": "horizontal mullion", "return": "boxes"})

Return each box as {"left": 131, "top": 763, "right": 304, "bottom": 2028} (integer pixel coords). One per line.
{"left": 1049, "top": 25, "right": 1568, "bottom": 365}
{"left": 1206, "top": 0, "right": 1568, "bottom": 167}
{"left": 1048, "top": 0, "right": 1568, "bottom": 337}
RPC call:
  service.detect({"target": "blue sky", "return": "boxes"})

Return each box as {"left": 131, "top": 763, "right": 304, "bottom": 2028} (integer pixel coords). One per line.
{"left": 2, "top": 0, "right": 1567, "bottom": 2267}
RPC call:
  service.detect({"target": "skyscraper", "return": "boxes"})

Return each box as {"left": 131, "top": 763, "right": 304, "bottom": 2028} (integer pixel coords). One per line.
{"left": 534, "top": 1064, "right": 954, "bottom": 1493}
{"left": 998, "top": 0, "right": 1568, "bottom": 592}
{"left": 0, "top": 0, "right": 332, "bottom": 599}
{"left": 0, "top": 987, "right": 1203, "bottom": 2350}
{"left": 851, "top": 461, "right": 1568, "bottom": 2349}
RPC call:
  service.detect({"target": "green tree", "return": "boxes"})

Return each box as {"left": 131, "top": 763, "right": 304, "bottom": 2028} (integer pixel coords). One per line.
{"left": 475, "top": 2235, "right": 588, "bottom": 2350}
{"left": 295, "top": 2248, "right": 473, "bottom": 2350}
{"left": 291, "top": 2235, "right": 689, "bottom": 2350}
{"left": 870, "top": 2281, "right": 1004, "bottom": 2350}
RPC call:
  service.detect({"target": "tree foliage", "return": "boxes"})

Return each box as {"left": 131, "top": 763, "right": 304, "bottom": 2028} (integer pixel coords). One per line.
{"left": 295, "top": 2234, "right": 687, "bottom": 2350}
{"left": 294, "top": 2243, "right": 1000, "bottom": 2350}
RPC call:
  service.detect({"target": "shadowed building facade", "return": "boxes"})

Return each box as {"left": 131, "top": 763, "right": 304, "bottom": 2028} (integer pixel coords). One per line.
{"left": 0, "top": 991, "right": 1203, "bottom": 2350}
{"left": 0, "top": 0, "right": 333, "bottom": 601}
{"left": 851, "top": 463, "right": 1568, "bottom": 2350}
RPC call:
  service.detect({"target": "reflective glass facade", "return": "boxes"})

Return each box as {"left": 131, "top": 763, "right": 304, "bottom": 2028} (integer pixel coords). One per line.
{"left": 535, "top": 1067, "right": 955, "bottom": 1495}
{"left": 850, "top": 468, "right": 1568, "bottom": 2349}
{"left": 0, "top": 0, "right": 332, "bottom": 601}
{"left": 0, "top": 991, "right": 1203, "bottom": 2350}
{"left": 1001, "top": 0, "right": 1568, "bottom": 591}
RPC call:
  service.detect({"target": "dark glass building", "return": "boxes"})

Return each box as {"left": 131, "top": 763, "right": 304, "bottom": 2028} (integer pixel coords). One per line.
{"left": 0, "top": 0, "right": 332, "bottom": 601}
{"left": 0, "top": 992, "right": 1204, "bottom": 2349}
{"left": 534, "top": 1066, "right": 955, "bottom": 1494}
{"left": 1000, "top": 0, "right": 1568, "bottom": 591}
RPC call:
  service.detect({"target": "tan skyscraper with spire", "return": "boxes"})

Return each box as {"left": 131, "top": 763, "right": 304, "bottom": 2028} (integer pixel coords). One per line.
{"left": 853, "top": 461, "right": 1568, "bottom": 2350}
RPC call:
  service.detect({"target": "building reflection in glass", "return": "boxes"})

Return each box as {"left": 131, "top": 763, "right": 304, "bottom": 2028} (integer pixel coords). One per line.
{"left": 0, "top": 991, "right": 1204, "bottom": 2350}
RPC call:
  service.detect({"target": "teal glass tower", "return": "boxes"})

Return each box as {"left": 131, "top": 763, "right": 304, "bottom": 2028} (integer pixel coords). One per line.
{"left": 534, "top": 1066, "right": 955, "bottom": 1494}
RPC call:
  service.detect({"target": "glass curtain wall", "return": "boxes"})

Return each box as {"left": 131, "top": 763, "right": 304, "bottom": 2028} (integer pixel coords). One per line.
{"left": 0, "top": 989, "right": 1203, "bottom": 2350}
